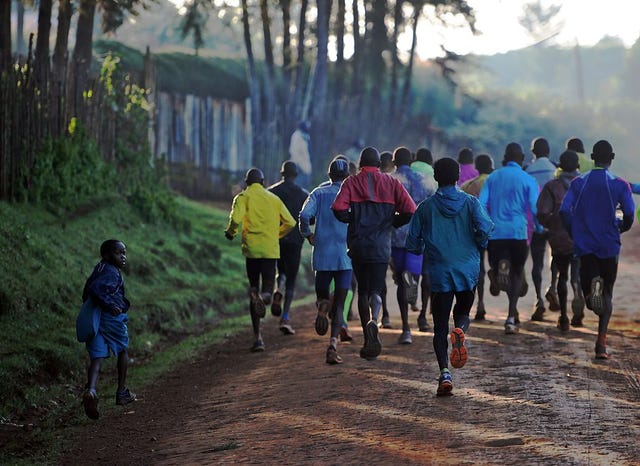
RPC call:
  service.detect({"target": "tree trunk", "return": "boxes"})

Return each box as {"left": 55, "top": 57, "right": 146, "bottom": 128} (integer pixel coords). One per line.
{"left": 241, "top": 0, "right": 261, "bottom": 169}
{"left": 399, "top": 3, "right": 420, "bottom": 117}
{"left": 311, "top": 0, "right": 331, "bottom": 176}
{"left": 259, "top": 0, "right": 279, "bottom": 180}
{"left": 53, "top": 0, "right": 72, "bottom": 81}
{"left": 290, "top": 0, "right": 308, "bottom": 121}
{"left": 35, "top": 0, "right": 53, "bottom": 79}
{"left": 72, "top": 0, "right": 97, "bottom": 113}
{"left": 332, "top": 0, "right": 345, "bottom": 120}
{"left": 388, "top": 0, "right": 404, "bottom": 120}
{"left": 279, "top": 0, "right": 293, "bottom": 147}
{"left": 0, "top": 0, "right": 10, "bottom": 70}
{"left": 350, "top": 0, "right": 360, "bottom": 95}
{"left": 16, "top": 0, "right": 25, "bottom": 56}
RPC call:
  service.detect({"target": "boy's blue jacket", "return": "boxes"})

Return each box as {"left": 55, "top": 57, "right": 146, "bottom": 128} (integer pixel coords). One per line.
{"left": 479, "top": 161, "right": 539, "bottom": 240}
{"left": 406, "top": 185, "right": 493, "bottom": 292}
{"left": 299, "top": 180, "right": 352, "bottom": 271}
{"left": 82, "top": 261, "right": 130, "bottom": 313}
{"left": 559, "top": 167, "right": 635, "bottom": 258}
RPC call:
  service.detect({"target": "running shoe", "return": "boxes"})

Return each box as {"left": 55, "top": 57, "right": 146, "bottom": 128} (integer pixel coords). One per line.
{"left": 360, "top": 320, "right": 382, "bottom": 360}
{"left": 497, "top": 259, "right": 511, "bottom": 291}
{"left": 250, "top": 339, "right": 265, "bottom": 352}
{"left": 571, "top": 295, "right": 585, "bottom": 319}
{"left": 588, "top": 277, "right": 605, "bottom": 316}
{"left": 530, "top": 300, "right": 545, "bottom": 321}
{"left": 402, "top": 271, "right": 419, "bottom": 307}
{"left": 249, "top": 288, "right": 266, "bottom": 318}
{"left": 381, "top": 315, "right": 393, "bottom": 329}
{"left": 557, "top": 315, "right": 570, "bottom": 332}
{"left": 326, "top": 346, "right": 343, "bottom": 365}
{"left": 595, "top": 343, "right": 610, "bottom": 360}
{"left": 279, "top": 319, "right": 296, "bottom": 335}
{"left": 116, "top": 387, "right": 137, "bottom": 406}
{"left": 315, "top": 299, "right": 330, "bottom": 336}
{"left": 436, "top": 370, "right": 453, "bottom": 397}
{"left": 398, "top": 329, "right": 413, "bottom": 345}
{"left": 271, "top": 290, "right": 283, "bottom": 317}
{"left": 449, "top": 328, "right": 468, "bottom": 369}
{"left": 417, "top": 315, "right": 430, "bottom": 332}
{"left": 82, "top": 388, "right": 99, "bottom": 420}
{"left": 545, "top": 287, "right": 561, "bottom": 311}
{"left": 339, "top": 326, "right": 353, "bottom": 342}
{"left": 504, "top": 320, "right": 519, "bottom": 335}
{"left": 474, "top": 310, "right": 486, "bottom": 321}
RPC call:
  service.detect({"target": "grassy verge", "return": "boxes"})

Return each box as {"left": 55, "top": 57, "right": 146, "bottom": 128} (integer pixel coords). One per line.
{"left": 0, "top": 195, "right": 312, "bottom": 464}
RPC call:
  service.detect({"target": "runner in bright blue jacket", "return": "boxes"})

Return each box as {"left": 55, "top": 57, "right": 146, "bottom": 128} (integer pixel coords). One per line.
{"left": 559, "top": 140, "right": 634, "bottom": 360}
{"left": 478, "top": 142, "right": 539, "bottom": 334}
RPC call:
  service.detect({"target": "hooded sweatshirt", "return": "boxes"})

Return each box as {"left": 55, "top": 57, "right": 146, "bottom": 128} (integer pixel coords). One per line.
{"left": 536, "top": 171, "right": 577, "bottom": 255}
{"left": 406, "top": 185, "right": 493, "bottom": 292}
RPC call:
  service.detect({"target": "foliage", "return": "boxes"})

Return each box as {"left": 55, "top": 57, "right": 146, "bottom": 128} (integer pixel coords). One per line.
{"left": 0, "top": 197, "right": 248, "bottom": 422}
{"left": 94, "top": 40, "right": 249, "bottom": 100}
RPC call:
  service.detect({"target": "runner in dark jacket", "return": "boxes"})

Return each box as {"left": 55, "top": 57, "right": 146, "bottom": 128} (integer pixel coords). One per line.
{"left": 268, "top": 161, "right": 309, "bottom": 335}
{"left": 332, "top": 146, "right": 416, "bottom": 360}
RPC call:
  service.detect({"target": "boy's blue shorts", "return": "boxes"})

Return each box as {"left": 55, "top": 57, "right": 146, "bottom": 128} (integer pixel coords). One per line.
{"left": 86, "top": 312, "right": 129, "bottom": 359}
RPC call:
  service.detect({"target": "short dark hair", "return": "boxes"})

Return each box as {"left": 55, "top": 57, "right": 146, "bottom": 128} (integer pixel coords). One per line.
{"left": 591, "top": 139, "right": 614, "bottom": 165}
{"left": 531, "top": 137, "right": 550, "bottom": 157}
{"left": 559, "top": 150, "right": 579, "bottom": 172}
{"left": 566, "top": 137, "right": 585, "bottom": 153}
{"left": 392, "top": 146, "right": 413, "bottom": 167}
{"left": 328, "top": 158, "right": 350, "bottom": 180}
{"left": 503, "top": 142, "right": 525, "bottom": 164}
{"left": 434, "top": 157, "right": 460, "bottom": 186}
{"left": 245, "top": 168, "right": 264, "bottom": 185}
{"left": 280, "top": 160, "right": 298, "bottom": 178}
{"left": 359, "top": 146, "right": 380, "bottom": 168}
{"left": 100, "top": 239, "right": 122, "bottom": 258}
{"left": 415, "top": 147, "right": 433, "bottom": 165}
{"left": 475, "top": 154, "right": 494, "bottom": 175}
{"left": 457, "top": 147, "right": 474, "bottom": 164}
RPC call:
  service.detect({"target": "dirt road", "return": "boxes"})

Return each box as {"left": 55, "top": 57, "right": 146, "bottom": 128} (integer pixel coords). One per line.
{"left": 63, "top": 231, "right": 640, "bottom": 465}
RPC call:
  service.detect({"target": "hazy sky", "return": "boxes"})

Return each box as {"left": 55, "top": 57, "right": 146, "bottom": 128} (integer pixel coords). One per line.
{"left": 168, "top": 0, "right": 640, "bottom": 59}
{"left": 415, "top": 0, "right": 640, "bottom": 58}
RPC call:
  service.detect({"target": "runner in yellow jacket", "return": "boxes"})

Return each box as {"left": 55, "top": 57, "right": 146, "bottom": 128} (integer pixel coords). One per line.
{"left": 225, "top": 168, "right": 296, "bottom": 352}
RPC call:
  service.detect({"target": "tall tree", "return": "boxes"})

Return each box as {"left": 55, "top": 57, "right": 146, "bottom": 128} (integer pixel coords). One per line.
{"left": 35, "top": 0, "right": 53, "bottom": 79}
{"left": 53, "top": 0, "right": 73, "bottom": 81}
{"left": 72, "top": 0, "right": 97, "bottom": 104}
{"left": 0, "top": 0, "right": 10, "bottom": 70}
{"left": 311, "top": 0, "right": 331, "bottom": 174}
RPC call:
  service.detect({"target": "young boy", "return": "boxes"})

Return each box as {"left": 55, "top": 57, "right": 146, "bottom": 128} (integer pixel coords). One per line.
{"left": 559, "top": 140, "right": 634, "bottom": 359}
{"left": 82, "top": 239, "right": 136, "bottom": 420}
{"left": 225, "top": 168, "right": 296, "bottom": 352}
{"left": 406, "top": 158, "right": 493, "bottom": 396}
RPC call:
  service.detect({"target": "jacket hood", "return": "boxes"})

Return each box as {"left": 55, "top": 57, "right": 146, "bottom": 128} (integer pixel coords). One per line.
{"left": 433, "top": 185, "right": 466, "bottom": 218}
{"left": 558, "top": 170, "right": 578, "bottom": 190}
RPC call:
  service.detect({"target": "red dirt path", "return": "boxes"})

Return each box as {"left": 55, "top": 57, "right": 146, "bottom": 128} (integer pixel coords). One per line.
{"left": 62, "top": 230, "right": 640, "bottom": 465}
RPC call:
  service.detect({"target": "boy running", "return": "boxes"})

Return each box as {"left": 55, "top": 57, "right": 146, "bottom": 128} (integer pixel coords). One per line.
{"left": 81, "top": 239, "right": 136, "bottom": 420}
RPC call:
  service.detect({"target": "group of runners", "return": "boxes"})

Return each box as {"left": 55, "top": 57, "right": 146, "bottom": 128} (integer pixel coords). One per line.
{"left": 224, "top": 137, "right": 635, "bottom": 396}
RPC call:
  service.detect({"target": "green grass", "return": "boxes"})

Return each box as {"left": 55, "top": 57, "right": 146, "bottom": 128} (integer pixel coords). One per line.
{"left": 0, "top": 195, "right": 313, "bottom": 464}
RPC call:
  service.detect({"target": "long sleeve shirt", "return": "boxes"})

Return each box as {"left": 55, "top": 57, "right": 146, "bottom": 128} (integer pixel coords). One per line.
{"left": 226, "top": 183, "right": 296, "bottom": 258}
{"left": 479, "top": 161, "right": 539, "bottom": 241}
